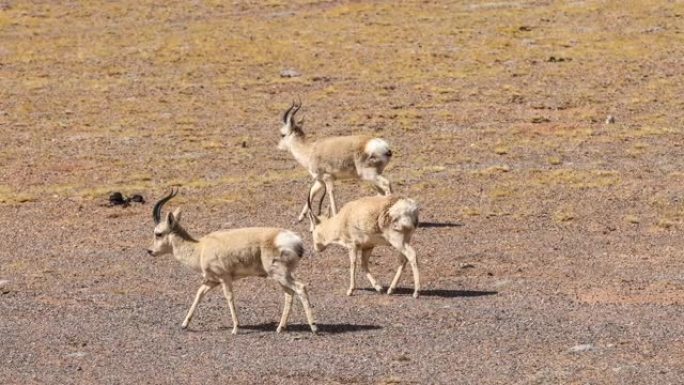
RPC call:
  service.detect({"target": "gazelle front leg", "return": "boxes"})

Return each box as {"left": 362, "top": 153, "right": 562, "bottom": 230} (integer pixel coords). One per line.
{"left": 182, "top": 281, "right": 217, "bottom": 329}
{"left": 220, "top": 279, "right": 240, "bottom": 334}
{"left": 347, "top": 246, "right": 359, "bottom": 296}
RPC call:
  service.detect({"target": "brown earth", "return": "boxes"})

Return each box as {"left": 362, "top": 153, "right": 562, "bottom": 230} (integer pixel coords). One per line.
{"left": 1, "top": 1, "right": 684, "bottom": 384}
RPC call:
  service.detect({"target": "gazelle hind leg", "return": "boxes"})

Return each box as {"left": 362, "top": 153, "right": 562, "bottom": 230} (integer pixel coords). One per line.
{"left": 387, "top": 233, "right": 420, "bottom": 298}
{"left": 293, "top": 280, "right": 317, "bottom": 333}
{"left": 372, "top": 175, "right": 392, "bottom": 195}
{"left": 271, "top": 262, "right": 317, "bottom": 333}
{"left": 277, "top": 288, "right": 294, "bottom": 333}
{"left": 220, "top": 280, "right": 240, "bottom": 334}
{"left": 347, "top": 247, "right": 358, "bottom": 296}
{"left": 322, "top": 176, "right": 338, "bottom": 216}
{"left": 360, "top": 248, "right": 383, "bottom": 292}
{"left": 388, "top": 254, "right": 407, "bottom": 295}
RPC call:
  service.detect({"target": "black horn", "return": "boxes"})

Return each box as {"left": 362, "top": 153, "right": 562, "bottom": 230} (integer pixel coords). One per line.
{"left": 291, "top": 98, "right": 302, "bottom": 121}
{"left": 153, "top": 188, "right": 178, "bottom": 224}
{"left": 317, "top": 182, "right": 326, "bottom": 216}
{"left": 282, "top": 102, "right": 296, "bottom": 124}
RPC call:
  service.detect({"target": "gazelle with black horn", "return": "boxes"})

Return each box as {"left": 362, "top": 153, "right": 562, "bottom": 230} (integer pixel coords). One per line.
{"left": 278, "top": 100, "right": 393, "bottom": 223}
{"left": 147, "top": 189, "right": 317, "bottom": 334}
{"left": 306, "top": 185, "right": 421, "bottom": 298}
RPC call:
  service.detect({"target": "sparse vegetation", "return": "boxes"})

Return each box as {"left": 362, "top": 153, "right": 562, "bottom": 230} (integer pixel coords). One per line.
{"left": 1, "top": 1, "right": 683, "bottom": 384}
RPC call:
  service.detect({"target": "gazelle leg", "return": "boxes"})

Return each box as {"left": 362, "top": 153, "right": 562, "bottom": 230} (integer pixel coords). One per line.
{"left": 388, "top": 254, "right": 407, "bottom": 296}
{"left": 371, "top": 174, "right": 393, "bottom": 195}
{"left": 347, "top": 246, "right": 358, "bottom": 296}
{"left": 182, "top": 282, "right": 217, "bottom": 329}
{"left": 360, "top": 248, "right": 383, "bottom": 292}
{"left": 271, "top": 261, "right": 317, "bottom": 333}
{"left": 323, "top": 177, "right": 338, "bottom": 216}
{"left": 293, "top": 280, "right": 317, "bottom": 333}
{"left": 220, "top": 280, "right": 240, "bottom": 334}
{"left": 276, "top": 287, "right": 294, "bottom": 333}
{"left": 388, "top": 236, "right": 420, "bottom": 298}
{"left": 273, "top": 273, "right": 317, "bottom": 333}
{"left": 297, "top": 179, "right": 324, "bottom": 224}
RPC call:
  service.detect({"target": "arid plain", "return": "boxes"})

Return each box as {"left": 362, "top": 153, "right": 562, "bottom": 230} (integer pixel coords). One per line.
{"left": 1, "top": 1, "right": 684, "bottom": 384}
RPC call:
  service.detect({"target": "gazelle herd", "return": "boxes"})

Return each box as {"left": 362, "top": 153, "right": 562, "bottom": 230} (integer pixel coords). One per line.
{"left": 147, "top": 101, "right": 420, "bottom": 334}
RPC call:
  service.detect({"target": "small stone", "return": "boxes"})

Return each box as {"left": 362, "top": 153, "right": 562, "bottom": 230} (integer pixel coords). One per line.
{"left": 66, "top": 352, "right": 88, "bottom": 358}
{"left": 569, "top": 343, "right": 594, "bottom": 352}
{"left": 605, "top": 115, "right": 615, "bottom": 124}
{"left": 280, "top": 69, "right": 301, "bottom": 78}
{"left": 460, "top": 263, "right": 475, "bottom": 269}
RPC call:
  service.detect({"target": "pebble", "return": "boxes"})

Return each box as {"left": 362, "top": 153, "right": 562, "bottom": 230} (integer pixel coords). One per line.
{"left": 280, "top": 69, "right": 301, "bottom": 78}
{"left": 66, "top": 352, "right": 88, "bottom": 358}
{"left": 569, "top": 343, "right": 594, "bottom": 352}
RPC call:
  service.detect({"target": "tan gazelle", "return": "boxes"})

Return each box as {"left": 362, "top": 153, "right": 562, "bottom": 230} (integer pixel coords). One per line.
{"left": 278, "top": 100, "right": 393, "bottom": 223}
{"left": 306, "top": 185, "right": 421, "bottom": 298}
{"left": 147, "top": 189, "right": 317, "bottom": 335}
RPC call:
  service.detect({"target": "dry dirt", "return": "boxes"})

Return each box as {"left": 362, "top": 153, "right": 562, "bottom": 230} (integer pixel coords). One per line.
{"left": 1, "top": 1, "right": 684, "bottom": 384}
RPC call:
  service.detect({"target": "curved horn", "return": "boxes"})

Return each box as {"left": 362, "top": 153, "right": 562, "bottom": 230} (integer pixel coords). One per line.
{"left": 306, "top": 184, "right": 316, "bottom": 224}
{"left": 317, "top": 182, "right": 326, "bottom": 216}
{"left": 290, "top": 98, "right": 302, "bottom": 122}
{"left": 282, "top": 102, "right": 296, "bottom": 124}
{"left": 153, "top": 188, "right": 178, "bottom": 224}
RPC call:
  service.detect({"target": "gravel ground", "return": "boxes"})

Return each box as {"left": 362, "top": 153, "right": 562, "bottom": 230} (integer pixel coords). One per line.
{"left": 1, "top": 1, "right": 684, "bottom": 384}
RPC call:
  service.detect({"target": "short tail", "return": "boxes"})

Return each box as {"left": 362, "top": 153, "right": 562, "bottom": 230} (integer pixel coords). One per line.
{"left": 387, "top": 198, "right": 419, "bottom": 231}
{"left": 274, "top": 230, "right": 305, "bottom": 258}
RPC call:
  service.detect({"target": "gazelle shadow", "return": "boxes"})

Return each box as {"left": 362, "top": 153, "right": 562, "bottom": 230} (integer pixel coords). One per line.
{"left": 418, "top": 221, "right": 464, "bottom": 228}
{"left": 361, "top": 287, "right": 497, "bottom": 298}
{"left": 239, "top": 322, "right": 382, "bottom": 334}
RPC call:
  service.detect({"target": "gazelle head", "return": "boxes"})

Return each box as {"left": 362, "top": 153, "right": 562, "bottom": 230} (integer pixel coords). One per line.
{"left": 278, "top": 99, "right": 304, "bottom": 150}
{"left": 306, "top": 184, "right": 331, "bottom": 252}
{"left": 147, "top": 189, "right": 182, "bottom": 257}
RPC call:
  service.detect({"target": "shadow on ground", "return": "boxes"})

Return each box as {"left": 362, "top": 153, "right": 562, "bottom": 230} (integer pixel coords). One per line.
{"left": 239, "top": 322, "right": 382, "bottom": 334}
{"left": 361, "top": 287, "right": 498, "bottom": 298}
{"left": 419, "top": 221, "right": 464, "bottom": 228}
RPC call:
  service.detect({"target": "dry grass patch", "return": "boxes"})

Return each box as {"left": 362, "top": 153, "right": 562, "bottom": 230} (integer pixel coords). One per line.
{"left": 532, "top": 169, "right": 620, "bottom": 189}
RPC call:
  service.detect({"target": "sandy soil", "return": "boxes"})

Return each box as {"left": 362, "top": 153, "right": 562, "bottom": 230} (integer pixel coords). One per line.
{"left": 1, "top": 1, "right": 684, "bottom": 384}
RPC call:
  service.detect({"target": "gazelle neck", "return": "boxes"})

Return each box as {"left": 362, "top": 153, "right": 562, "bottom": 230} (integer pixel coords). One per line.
{"left": 287, "top": 135, "right": 313, "bottom": 169}
{"left": 170, "top": 227, "right": 201, "bottom": 271}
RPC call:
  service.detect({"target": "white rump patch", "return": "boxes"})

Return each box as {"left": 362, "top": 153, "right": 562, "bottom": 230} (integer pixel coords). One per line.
{"left": 365, "top": 138, "right": 391, "bottom": 158}
{"left": 389, "top": 199, "right": 420, "bottom": 230}
{"left": 275, "top": 230, "right": 304, "bottom": 257}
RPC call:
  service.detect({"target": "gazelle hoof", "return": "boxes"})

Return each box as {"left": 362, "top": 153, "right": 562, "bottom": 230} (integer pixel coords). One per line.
{"left": 231, "top": 328, "right": 239, "bottom": 335}
{"left": 346, "top": 289, "right": 354, "bottom": 296}
{"left": 310, "top": 324, "right": 318, "bottom": 334}
{"left": 413, "top": 291, "right": 420, "bottom": 299}
{"left": 374, "top": 285, "right": 383, "bottom": 293}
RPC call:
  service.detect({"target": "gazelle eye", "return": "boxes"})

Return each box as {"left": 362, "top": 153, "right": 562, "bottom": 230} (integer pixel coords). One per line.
{"left": 154, "top": 232, "right": 163, "bottom": 238}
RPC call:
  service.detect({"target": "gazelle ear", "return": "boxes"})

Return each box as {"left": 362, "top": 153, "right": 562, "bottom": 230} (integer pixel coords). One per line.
{"left": 172, "top": 208, "right": 182, "bottom": 223}
{"left": 168, "top": 208, "right": 182, "bottom": 228}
